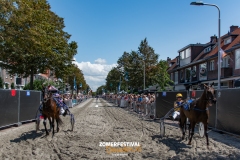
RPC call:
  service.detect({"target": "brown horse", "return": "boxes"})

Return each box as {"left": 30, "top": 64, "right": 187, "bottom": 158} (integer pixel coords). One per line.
{"left": 42, "top": 87, "right": 63, "bottom": 136}
{"left": 179, "top": 82, "right": 216, "bottom": 148}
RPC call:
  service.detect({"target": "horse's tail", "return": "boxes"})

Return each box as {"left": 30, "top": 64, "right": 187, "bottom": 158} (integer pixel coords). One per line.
{"left": 56, "top": 115, "right": 63, "bottom": 126}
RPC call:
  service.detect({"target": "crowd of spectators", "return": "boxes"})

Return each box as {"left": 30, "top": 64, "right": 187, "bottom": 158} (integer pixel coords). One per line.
{"left": 103, "top": 93, "right": 156, "bottom": 119}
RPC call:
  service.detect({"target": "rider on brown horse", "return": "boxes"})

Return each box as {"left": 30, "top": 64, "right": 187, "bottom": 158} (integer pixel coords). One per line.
{"left": 173, "top": 93, "right": 184, "bottom": 120}
{"left": 40, "top": 84, "right": 69, "bottom": 117}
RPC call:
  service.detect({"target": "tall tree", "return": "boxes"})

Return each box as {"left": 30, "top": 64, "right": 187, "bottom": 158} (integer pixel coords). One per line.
{"left": 0, "top": 0, "right": 77, "bottom": 90}
{"left": 155, "top": 60, "right": 173, "bottom": 91}
{"left": 138, "top": 38, "right": 159, "bottom": 88}
{"left": 105, "top": 67, "right": 121, "bottom": 93}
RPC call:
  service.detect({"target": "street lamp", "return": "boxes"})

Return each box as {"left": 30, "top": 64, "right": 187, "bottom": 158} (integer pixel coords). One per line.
{"left": 133, "top": 58, "right": 146, "bottom": 90}
{"left": 190, "top": 1, "right": 221, "bottom": 92}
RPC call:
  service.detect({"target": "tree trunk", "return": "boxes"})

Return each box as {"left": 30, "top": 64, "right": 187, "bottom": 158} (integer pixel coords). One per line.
{"left": 30, "top": 68, "right": 34, "bottom": 90}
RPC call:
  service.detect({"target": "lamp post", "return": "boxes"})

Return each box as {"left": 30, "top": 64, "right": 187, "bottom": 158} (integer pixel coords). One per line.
{"left": 190, "top": 1, "right": 221, "bottom": 93}
{"left": 139, "top": 60, "right": 146, "bottom": 90}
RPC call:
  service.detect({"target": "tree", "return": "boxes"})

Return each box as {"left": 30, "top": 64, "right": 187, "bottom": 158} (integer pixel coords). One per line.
{"left": 0, "top": 77, "right": 3, "bottom": 88}
{"left": 63, "top": 64, "right": 87, "bottom": 93}
{"left": 155, "top": 60, "right": 173, "bottom": 91}
{"left": 96, "top": 85, "right": 106, "bottom": 95}
{"left": 24, "top": 79, "right": 46, "bottom": 91}
{"left": 0, "top": 0, "right": 77, "bottom": 90}
{"left": 116, "top": 38, "right": 159, "bottom": 92}
{"left": 138, "top": 38, "right": 159, "bottom": 88}
{"left": 105, "top": 67, "right": 121, "bottom": 93}
{"left": 11, "top": 82, "right": 15, "bottom": 89}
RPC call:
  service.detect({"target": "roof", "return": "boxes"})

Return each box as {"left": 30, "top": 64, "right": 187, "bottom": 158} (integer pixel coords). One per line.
{"left": 178, "top": 44, "right": 205, "bottom": 53}
{"left": 167, "top": 57, "right": 177, "bottom": 72}
{"left": 194, "top": 27, "right": 240, "bottom": 62}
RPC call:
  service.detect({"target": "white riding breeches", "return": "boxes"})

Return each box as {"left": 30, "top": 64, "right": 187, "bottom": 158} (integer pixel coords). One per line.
{"left": 60, "top": 107, "right": 65, "bottom": 115}
{"left": 172, "top": 111, "right": 180, "bottom": 120}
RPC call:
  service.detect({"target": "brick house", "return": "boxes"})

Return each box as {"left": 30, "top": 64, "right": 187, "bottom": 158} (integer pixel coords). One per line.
{"left": 0, "top": 67, "right": 55, "bottom": 89}
{"left": 168, "top": 25, "right": 240, "bottom": 90}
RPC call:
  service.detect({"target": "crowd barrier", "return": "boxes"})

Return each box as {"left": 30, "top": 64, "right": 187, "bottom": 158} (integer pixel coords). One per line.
{"left": 0, "top": 89, "right": 88, "bottom": 129}
{"left": 155, "top": 88, "right": 240, "bottom": 135}
{"left": 103, "top": 96, "right": 156, "bottom": 119}
{"left": 102, "top": 88, "right": 240, "bottom": 136}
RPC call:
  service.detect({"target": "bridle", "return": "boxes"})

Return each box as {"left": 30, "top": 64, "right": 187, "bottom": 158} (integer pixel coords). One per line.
{"left": 203, "top": 84, "right": 217, "bottom": 106}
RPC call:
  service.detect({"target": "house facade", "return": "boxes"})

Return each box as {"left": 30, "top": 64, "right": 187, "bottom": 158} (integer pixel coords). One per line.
{"left": 168, "top": 25, "right": 240, "bottom": 90}
{"left": 0, "top": 67, "right": 55, "bottom": 89}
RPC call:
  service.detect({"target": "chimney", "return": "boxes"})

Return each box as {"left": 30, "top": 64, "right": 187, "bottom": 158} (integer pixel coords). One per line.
{"left": 167, "top": 57, "right": 171, "bottom": 63}
{"left": 210, "top": 35, "right": 217, "bottom": 43}
{"left": 230, "top": 25, "right": 238, "bottom": 33}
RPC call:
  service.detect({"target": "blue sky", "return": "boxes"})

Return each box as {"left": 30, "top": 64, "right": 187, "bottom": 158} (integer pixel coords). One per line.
{"left": 48, "top": 0, "right": 240, "bottom": 91}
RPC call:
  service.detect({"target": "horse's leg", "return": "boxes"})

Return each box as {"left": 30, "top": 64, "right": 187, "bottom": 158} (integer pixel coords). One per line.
{"left": 48, "top": 117, "right": 52, "bottom": 131}
{"left": 187, "top": 118, "right": 191, "bottom": 139}
{"left": 188, "top": 121, "right": 196, "bottom": 145}
{"left": 43, "top": 117, "right": 49, "bottom": 136}
{"left": 56, "top": 115, "right": 60, "bottom": 132}
{"left": 52, "top": 116, "right": 55, "bottom": 137}
{"left": 179, "top": 115, "right": 186, "bottom": 140}
{"left": 204, "top": 121, "right": 209, "bottom": 148}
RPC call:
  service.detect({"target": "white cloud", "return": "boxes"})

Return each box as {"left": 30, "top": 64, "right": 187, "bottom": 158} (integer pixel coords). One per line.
{"left": 73, "top": 59, "right": 117, "bottom": 91}
{"left": 94, "top": 58, "right": 106, "bottom": 64}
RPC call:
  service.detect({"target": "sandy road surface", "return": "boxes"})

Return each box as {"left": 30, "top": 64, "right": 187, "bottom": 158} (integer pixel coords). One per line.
{"left": 0, "top": 98, "right": 240, "bottom": 160}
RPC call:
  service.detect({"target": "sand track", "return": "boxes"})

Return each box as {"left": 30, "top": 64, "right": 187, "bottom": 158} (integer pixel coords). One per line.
{"left": 0, "top": 98, "right": 240, "bottom": 160}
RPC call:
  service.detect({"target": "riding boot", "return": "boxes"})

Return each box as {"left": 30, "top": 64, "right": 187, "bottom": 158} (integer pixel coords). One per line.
{"left": 63, "top": 109, "right": 69, "bottom": 117}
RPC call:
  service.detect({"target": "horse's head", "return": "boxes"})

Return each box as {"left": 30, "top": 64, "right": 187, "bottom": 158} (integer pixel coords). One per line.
{"left": 42, "top": 86, "right": 52, "bottom": 103}
{"left": 204, "top": 82, "right": 217, "bottom": 106}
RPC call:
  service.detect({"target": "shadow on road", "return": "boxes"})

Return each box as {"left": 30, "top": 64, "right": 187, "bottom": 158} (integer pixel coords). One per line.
{"left": 10, "top": 130, "right": 44, "bottom": 143}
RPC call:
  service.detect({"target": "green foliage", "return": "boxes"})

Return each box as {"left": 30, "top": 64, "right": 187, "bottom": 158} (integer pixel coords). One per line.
{"left": 0, "top": 77, "right": 3, "bottom": 88}
{"left": 5, "top": 83, "right": 9, "bottom": 89}
{"left": 11, "top": 82, "right": 15, "bottom": 89}
{"left": 156, "top": 60, "right": 173, "bottom": 91}
{"left": 115, "top": 38, "right": 159, "bottom": 92}
{"left": 23, "top": 79, "right": 46, "bottom": 91}
{"left": 0, "top": 0, "right": 78, "bottom": 90}
{"left": 96, "top": 85, "right": 106, "bottom": 95}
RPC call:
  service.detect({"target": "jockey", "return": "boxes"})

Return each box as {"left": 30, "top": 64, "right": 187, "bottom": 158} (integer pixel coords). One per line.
{"left": 40, "top": 84, "right": 69, "bottom": 117}
{"left": 172, "top": 93, "right": 184, "bottom": 120}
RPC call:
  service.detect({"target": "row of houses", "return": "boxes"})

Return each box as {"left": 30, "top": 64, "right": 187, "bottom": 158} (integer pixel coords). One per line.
{"left": 0, "top": 68, "right": 54, "bottom": 89}
{"left": 167, "top": 25, "right": 240, "bottom": 91}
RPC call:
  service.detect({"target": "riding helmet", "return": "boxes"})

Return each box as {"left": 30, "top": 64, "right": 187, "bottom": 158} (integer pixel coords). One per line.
{"left": 176, "top": 93, "right": 183, "bottom": 98}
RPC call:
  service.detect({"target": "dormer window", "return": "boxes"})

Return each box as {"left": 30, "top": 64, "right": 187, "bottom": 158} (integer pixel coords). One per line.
{"left": 176, "top": 57, "right": 179, "bottom": 65}
{"left": 204, "top": 46, "right": 211, "bottom": 53}
{"left": 224, "top": 37, "right": 232, "bottom": 45}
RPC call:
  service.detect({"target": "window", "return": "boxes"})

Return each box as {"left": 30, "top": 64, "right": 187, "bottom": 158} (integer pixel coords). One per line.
{"left": 176, "top": 57, "right": 179, "bottom": 65}
{"left": 221, "top": 56, "right": 229, "bottom": 68}
{"left": 180, "top": 48, "right": 191, "bottom": 59}
{"left": 235, "top": 49, "right": 240, "bottom": 69}
{"left": 204, "top": 46, "right": 211, "bottom": 53}
{"left": 186, "top": 48, "right": 191, "bottom": 58}
{"left": 210, "top": 60, "right": 214, "bottom": 71}
{"left": 191, "top": 66, "right": 197, "bottom": 78}
{"left": 199, "top": 63, "right": 207, "bottom": 80}
{"left": 224, "top": 37, "right": 231, "bottom": 45}
{"left": 171, "top": 73, "right": 173, "bottom": 81}
{"left": 185, "top": 67, "right": 191, "bottom": 82}
{"left": 180, "top": 51, "right": 185, "bottom": 59}
{"left": 174, "top": 72, "right": 178, "bottom": 84}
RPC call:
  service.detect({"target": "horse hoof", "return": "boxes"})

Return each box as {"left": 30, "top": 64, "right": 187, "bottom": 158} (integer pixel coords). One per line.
{"left": 57, "top": 128, "right": 60, "bottom": 132}
{"left": 187, "top": 142, "right": 191, "bottom": 145}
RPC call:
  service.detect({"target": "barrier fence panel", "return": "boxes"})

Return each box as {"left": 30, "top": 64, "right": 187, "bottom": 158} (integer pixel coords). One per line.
{"left": 217, "top": 88, "right": 240, "bottom": 135}
{"left": 155, "top": 91, "right": 187, "bottom": 118}
{"left": 19, "top": 90, "right": 41, "bottom": 122}
{"left": 0, "top": 90, "right": 19, "bottom": 127}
